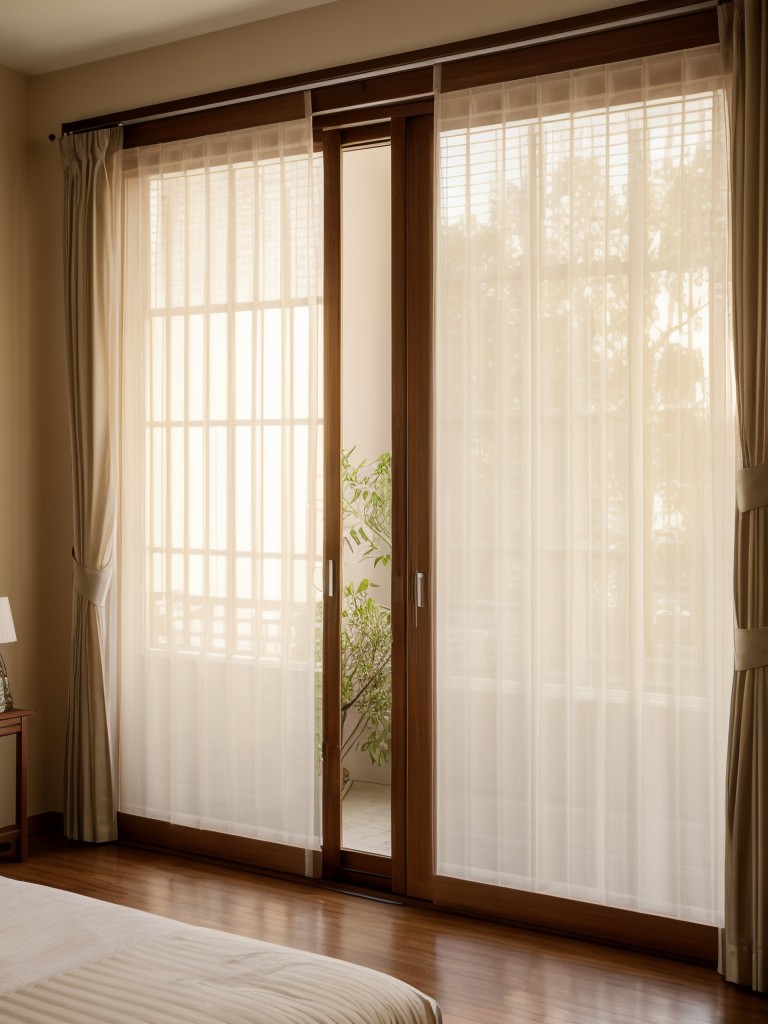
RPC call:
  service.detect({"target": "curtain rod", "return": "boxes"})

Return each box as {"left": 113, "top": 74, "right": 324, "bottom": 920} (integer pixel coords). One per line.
{"left": 60, "top": 0, "right": 722, "bottom": 137}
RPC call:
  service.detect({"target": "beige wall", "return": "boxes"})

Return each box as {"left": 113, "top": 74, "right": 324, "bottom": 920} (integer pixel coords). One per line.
{"left": 0, "top": 64, "right": 38, "bottom": 825}
{"left": 20, "top": 0, "right": 638, "bottom": 819}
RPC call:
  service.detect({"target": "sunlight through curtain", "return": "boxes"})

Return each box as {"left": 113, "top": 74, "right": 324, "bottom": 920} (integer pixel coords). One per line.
{"left": 119, "top": 115, "right": 323, "bottom": 855}
{"left": 435, "top": 46, "right": 734, "bottom": 924}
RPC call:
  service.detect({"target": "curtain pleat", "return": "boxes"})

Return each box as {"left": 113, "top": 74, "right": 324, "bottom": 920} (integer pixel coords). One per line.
{"left": 60, "top": 127, "right": 123, "bottom": 843}
{"left": 119, "top": 117, "right": 322, "bottom": 855}
{"left": 435, "top": 47, "right": 733, "bottom": 924}
{"left": 718, "top": 0, "right": 768, "bottom": 992}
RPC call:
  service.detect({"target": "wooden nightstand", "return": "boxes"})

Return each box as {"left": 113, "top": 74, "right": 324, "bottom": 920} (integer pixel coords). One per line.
{"left": 0, "top": 708, "right": 37, "bottom": 862}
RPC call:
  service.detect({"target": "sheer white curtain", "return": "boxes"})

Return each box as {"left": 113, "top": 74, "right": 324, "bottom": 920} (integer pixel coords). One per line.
{"left": 119, "top": 117, "right": 323, "bottom": 853}
{"left": 435, "top": 47, "right": 734, "bottom": 924}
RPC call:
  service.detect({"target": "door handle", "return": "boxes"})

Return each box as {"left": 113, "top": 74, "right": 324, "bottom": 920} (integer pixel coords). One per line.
{"left": 414, "top": 571, "right": 426, "bottom": 628}
{"left": 327, "top": 559, "right": 335, "bottom": 598}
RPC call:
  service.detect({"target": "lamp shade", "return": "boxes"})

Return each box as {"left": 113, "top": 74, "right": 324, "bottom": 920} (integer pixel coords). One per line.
{"left": 0, "top": 597, "right": 17, "bottom": 644}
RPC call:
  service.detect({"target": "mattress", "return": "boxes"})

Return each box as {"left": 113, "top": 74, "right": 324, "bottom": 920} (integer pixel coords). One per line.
{"left": 0, "top": 876, "right": 441, "bottom": 1023}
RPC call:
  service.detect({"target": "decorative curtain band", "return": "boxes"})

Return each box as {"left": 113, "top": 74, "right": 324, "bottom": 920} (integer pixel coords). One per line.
{"left": 72, "top": 550, "right": 112, "bottom": 607}
{"left": 736, "top": 462, "right": 768, "bottom": 511}
{"left": 735, "top": 626, "right": 768, "bottom": 671}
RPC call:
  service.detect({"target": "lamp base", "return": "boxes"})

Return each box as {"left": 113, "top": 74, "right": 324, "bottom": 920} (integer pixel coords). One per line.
{"left": 0, "top": 674, "right": 13, "bottom": 713}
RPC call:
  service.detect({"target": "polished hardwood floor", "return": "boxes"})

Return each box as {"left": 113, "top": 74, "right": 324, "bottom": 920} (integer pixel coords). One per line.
{"left": 2, "top": 835, "right": 765, "bottom": 1023}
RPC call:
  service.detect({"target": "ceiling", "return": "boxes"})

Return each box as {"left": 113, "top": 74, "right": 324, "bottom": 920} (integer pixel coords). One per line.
{"left": 0, "top": 0, "right": 337, "bottom": 76}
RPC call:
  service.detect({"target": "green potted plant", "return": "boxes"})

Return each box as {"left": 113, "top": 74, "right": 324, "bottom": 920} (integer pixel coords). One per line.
{"left": 339, "top": 450, "right": 392, "bottom": 783}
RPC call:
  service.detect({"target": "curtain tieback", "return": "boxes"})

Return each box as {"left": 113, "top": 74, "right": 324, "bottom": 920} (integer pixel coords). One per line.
{"left": 736, "top": 461, "right": 768, "bottom": 511}
{"left": 734, "top": 626, "right": 768, "bottom": 671}
{"left": 72, "top": 550, "right": 112, "bottom": 607}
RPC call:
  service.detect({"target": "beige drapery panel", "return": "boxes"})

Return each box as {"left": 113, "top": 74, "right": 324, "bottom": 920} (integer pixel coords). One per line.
{"left": 60, "top": 128, "right": 122, "bottom": 843}
{"left": 719, "top": 0, "right": 768, "bottom": 993}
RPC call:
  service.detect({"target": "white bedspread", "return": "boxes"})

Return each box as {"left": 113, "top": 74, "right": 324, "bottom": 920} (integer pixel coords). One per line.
{"left": 0, "top": 876, "right": 441, "bottom": 1024}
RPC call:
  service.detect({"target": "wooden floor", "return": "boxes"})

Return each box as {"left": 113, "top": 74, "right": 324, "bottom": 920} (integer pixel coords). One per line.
{"left": 1, "top": 835, "right": 765, "bottom": 1023}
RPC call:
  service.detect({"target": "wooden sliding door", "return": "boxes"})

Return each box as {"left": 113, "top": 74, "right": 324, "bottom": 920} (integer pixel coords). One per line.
{"left": 322, "top": 112, "right": 433, "bottom": 898}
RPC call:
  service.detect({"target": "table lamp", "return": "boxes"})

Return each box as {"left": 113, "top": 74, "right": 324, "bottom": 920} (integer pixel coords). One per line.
{"left": 0, "top": 596, "right": 17, "bottom": 713}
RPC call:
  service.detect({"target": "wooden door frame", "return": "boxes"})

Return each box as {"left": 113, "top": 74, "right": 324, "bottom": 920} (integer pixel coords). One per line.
{"left": 321, "top": 128, "right": 343, "bottom": 878}
{"left": 320, "top": 112, "right": 434, "bottom": 898}
{"left": 322, "top": 124, "right": 397, "bottom": 888}
{"left": 397, "top": 112, "right": 434, "bottom": 901}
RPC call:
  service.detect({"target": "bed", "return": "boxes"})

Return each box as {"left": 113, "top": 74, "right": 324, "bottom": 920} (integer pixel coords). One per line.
{"left": 0, "top": 876, "right": 442, "bottom": 1023}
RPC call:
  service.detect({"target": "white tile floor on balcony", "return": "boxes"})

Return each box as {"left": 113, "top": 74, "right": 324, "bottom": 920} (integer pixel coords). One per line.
{"left": 342, "top": 781, "right": 391, "bottom": 857}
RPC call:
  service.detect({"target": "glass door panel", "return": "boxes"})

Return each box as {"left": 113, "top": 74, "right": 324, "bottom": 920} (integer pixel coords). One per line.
{"left": 340, "top": 143, "right": 392, "bottom": 857}
{"left": 323, "top": 113, "right": 433, "bottom": 897}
